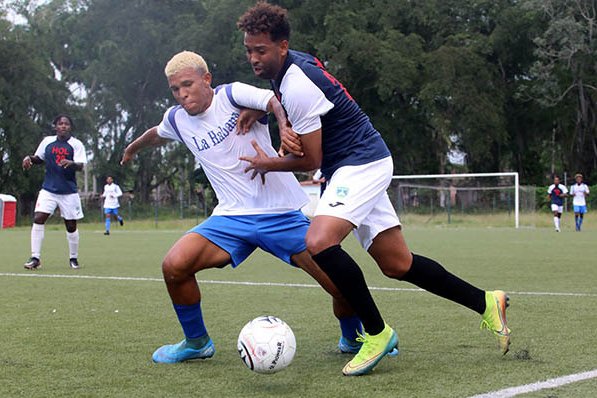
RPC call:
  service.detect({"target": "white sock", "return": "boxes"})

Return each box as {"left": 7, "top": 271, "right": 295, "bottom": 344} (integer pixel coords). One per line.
{"left": 554, "top": 217, "right": 560, "bottom": 229}
{"left": 66, "top": 230, "right": 79, "bottom": 259}
{"left": 31, "top": 223, "right": 45, "bottom": 258}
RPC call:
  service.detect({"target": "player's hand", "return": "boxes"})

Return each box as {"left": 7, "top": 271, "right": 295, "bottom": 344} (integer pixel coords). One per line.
{"left": 239, "top": 140, "right": 269, "bottom": 184}
{"left": 237, "top": 108, "right": 267, "bottom": 135}
{"left": 120, "top": 150, "right": 134, "bottom": 165}
{"left": 22, "top": 156, "right": 33, "bottom": 170}
{"left": 279, "top": 124, "right": 303, "bottom": 157}
{"left": 58, "top": 159, "right": 72, "bottom": 168}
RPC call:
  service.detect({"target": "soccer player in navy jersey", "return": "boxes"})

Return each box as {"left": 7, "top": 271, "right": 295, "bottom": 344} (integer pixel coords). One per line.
{"left": 22, "top": 114, "right": 87, "bottom": 270}
{"left": 547, "top": 175, "right": 568, "bottom": 232}
{"left": 238, "top": 1, "right": 511, "bottom": 376}
{"left": 121, "top": 51, "right": 367, "bottom": 365}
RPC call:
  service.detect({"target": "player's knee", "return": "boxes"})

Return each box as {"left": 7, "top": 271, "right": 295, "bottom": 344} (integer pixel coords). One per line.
{"left": 161, "top": 255, "right": 189, "bottom": 283}
{"left": 379, "top": 252, "right": 412, "bottom": 279}
{"left": 305, "top": 233, "right": 334, "bottom": 255}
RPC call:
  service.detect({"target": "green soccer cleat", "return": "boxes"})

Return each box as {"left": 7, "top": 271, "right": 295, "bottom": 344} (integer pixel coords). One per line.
{"left": 342, "top": 324, "right": 398, "bottom": 376}
{"left": 481, "top": 290, "right": 511, "bottom": 355}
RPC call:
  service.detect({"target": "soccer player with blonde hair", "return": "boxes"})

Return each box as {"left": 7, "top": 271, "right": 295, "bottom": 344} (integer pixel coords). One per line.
{"left": 121, "top": 50, "right": 373, "bottom": 365}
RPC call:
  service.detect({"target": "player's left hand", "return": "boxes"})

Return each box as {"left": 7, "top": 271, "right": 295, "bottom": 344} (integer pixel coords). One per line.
{"left": 237, "top": 108, "right": 267, "bottom": 135}
{"left": 239, "top": 140, "right": 269, "bottom": 184}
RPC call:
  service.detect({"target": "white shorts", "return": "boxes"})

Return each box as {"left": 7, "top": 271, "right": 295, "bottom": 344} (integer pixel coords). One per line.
{"left": 35, "top": 189, "right": 84, "bottom": 220}
{"left": 315, "top": 156, "right": 400, "bottom": 250}
{"left": 551, "top": 204, "right": 563, "bottom": 213}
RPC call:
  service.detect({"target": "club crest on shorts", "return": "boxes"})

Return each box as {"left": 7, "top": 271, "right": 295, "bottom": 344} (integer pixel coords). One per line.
{"left": 336, "top": 186, "right": 349, "bottom": 198}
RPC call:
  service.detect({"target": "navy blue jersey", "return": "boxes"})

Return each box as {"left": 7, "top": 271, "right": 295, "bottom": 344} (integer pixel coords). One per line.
{"left": 34, "top": 136, "right": 87, "bottom": 194}
{"left": 547, "top": 184, "right": 567, "bottom": 206}
{"left": 271, "top": 50, "right": 390, "bottom": 180}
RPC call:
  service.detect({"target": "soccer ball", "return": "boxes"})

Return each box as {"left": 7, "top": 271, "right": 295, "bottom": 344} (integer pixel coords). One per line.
{"left": 237, "top": 315, "right": 296, "bottom": 374}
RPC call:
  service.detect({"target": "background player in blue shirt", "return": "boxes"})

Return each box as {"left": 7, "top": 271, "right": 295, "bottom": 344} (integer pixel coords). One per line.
{"left": 238, "top": 1, "right": 510, "bottom": 376}
{"left": 22, "top": 114, "right": 87, "bottom": 270}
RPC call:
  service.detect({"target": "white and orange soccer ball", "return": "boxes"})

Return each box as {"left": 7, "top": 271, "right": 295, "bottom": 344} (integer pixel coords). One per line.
{"left": 237, "top": 315, "right": 296, "bottom": 374}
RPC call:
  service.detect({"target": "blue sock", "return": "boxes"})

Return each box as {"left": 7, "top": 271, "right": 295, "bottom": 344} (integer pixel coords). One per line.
{"left": 339, "top": 315, "right": 363, "bottom": 341}
{"left": 173, "top": 302, "right": 208, "bottom": 342}
{"left": 105, "top": 217, "right": 111, "bottom": 231}
{"left": 579, "top": 216, "right": 584, "bottom": 229}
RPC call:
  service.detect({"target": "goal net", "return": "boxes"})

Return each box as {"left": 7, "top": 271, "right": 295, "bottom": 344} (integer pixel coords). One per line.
{"left": 388, "top": 172, "right": 533, "bottom": 228}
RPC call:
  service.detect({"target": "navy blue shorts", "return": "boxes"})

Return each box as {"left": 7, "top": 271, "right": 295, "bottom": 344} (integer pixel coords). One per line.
{"left": 188, "top": 210, "right": 310, "bottom": 268}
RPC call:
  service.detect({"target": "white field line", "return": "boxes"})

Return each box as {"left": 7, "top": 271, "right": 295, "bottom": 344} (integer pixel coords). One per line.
{"left": 468, "top": 368, "right": 597, "bottom": 398}
{"left": 1, "top": 272, "right": 596, "bottom": 297}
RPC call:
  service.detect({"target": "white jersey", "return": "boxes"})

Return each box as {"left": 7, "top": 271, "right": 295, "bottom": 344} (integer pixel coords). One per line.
{"left": 570, "top": 183, "right": 590, "bottom": 206}
{"left": 102, "top": 183, "right": 123, "bottom": 209}
{"left": 158, "top": 82, "right": 308, "bottom": 215}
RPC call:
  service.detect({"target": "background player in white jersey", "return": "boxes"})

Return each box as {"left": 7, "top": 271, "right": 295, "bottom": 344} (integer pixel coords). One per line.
{"left": 547, "top": 175, "right": 568, "bottom": 232}
{"left": 238, "top": 2, "right": 511, "bottom": 376}
{"left": 121, "top": 51, "right": 362, "bottom": 365}
{"left": 570, "top": 173, "right": 590, "bottom": 231}
{"left": 101, "top": 176, "right": 124, "bottom": 235}
{"left": 22, "top": 114, "right": 87, "bottom": 270}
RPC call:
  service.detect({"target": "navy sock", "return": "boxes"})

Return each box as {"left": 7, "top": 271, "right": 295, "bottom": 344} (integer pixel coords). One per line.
{"left": 403, "top": 254, "right": 486, "bottom": 314}
{"left": 173, "top": 302, "right": 208, "bottom": 342}
{"left": 339, "top": 315, "right": 363, "bottom": 341}
{"left": 312, "top": 245, "right": 385, "bottom": 335}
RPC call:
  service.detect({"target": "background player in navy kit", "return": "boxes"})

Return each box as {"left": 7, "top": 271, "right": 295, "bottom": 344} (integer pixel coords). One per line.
{"left": 547, "top": 175, "right": 568, "bottom": 232}
{"left": 238, "top": 1, "right": 511, "bottom": 376}
{"left": 22, "top": 114, "right": 87, "bottom": 270}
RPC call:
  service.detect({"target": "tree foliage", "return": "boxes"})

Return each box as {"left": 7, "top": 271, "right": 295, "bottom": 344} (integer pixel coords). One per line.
{"left": 1, "top": 0, "right": 595, "bottom": 215}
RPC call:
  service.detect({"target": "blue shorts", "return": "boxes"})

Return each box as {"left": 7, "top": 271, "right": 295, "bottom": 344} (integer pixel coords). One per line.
{"left": 188, "top": 210, "right": 310, "bottom": 268}
{"left": 573, "top": 205, "right": 588, "bottom": 214}
{"left": 104, "top": 208, "right": 119, "bottom": 216}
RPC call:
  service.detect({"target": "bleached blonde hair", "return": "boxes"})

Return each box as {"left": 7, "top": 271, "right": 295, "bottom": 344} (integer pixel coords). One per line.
{"left": 164, "top": 51, "right": 209, "bottom": 77}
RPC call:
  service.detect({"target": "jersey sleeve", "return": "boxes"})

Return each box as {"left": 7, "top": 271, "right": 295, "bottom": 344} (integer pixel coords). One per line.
{"left": 229, "top": 82, "right": 273, "bottom": 111}
{"left": 72, "top": 138, "right": 88, "bottom": 164}
{"left": 547, "top": 185, "right": 554, "bottom": 194}
{"left": 561, "top": 185, "right": 569, "bottom": 194}
{"left": 282, "top": 65, "right": 334, "bottom": 135}
{"left": 34, "top": 137, "right": 52, "bottom": 160}
{"left": 115, "top": 184, "right": 123, "bottom": 197}
{"left": 157, "top": 107, "right": 183, "bottom": 142}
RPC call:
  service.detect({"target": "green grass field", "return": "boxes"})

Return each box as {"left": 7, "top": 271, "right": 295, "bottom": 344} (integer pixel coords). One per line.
{"left": 1, "top": 220, "right": 596, "bottom": 397}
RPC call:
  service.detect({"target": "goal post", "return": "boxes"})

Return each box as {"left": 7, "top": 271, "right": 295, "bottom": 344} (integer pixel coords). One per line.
{"left": 391, "top": 172, "right": 520, "bottom": 228}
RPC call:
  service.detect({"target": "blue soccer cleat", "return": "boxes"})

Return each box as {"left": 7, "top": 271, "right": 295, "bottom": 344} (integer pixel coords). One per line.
{"left": 152, "top": 338, "right": 215, "bottom": 363}
{"left": 338, "top": 336, "right": 362, "bottom": 354}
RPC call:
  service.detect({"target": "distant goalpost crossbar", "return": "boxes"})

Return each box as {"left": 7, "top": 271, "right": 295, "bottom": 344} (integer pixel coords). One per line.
{"left": 391, "top": 172, "right": 520, "bottom": 228}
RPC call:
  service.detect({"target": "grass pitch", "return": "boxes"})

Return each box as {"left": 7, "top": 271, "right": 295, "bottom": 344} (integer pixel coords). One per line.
{"left": 1, "top": 220, "right": 596, "bottom": 397}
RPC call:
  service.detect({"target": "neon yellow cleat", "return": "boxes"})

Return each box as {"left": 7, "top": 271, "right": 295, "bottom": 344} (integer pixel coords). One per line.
{"left": 342, "top": 324, "right": 398, "bottom": 376}
{"left": 481, "top": 290, "right": 511, "bottom": 355}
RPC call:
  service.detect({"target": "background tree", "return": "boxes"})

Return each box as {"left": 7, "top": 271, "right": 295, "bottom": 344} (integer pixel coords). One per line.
{"left": 521, "top": 0, "right": 597, "bottom": 180}
{"left": 0, "top": 7, "right": 72, "bottom": 215}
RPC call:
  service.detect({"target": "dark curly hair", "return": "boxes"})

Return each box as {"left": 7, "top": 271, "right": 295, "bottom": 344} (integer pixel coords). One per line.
{"left": 52, "top": 114, "right": 74, "bottom": 129}
{"left": 237, "top": 1, "right": 290, "bottom": 42}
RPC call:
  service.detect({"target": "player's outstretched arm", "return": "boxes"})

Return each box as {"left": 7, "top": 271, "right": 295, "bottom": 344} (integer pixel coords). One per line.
{"left": 239, "top": 128, "right": 322, "bottom": 179}
{"left": 22, "top": 155, "right": 43, "bottom": 170}
{"left": 121, "top": 126, "right": 169, "bottom": 165}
